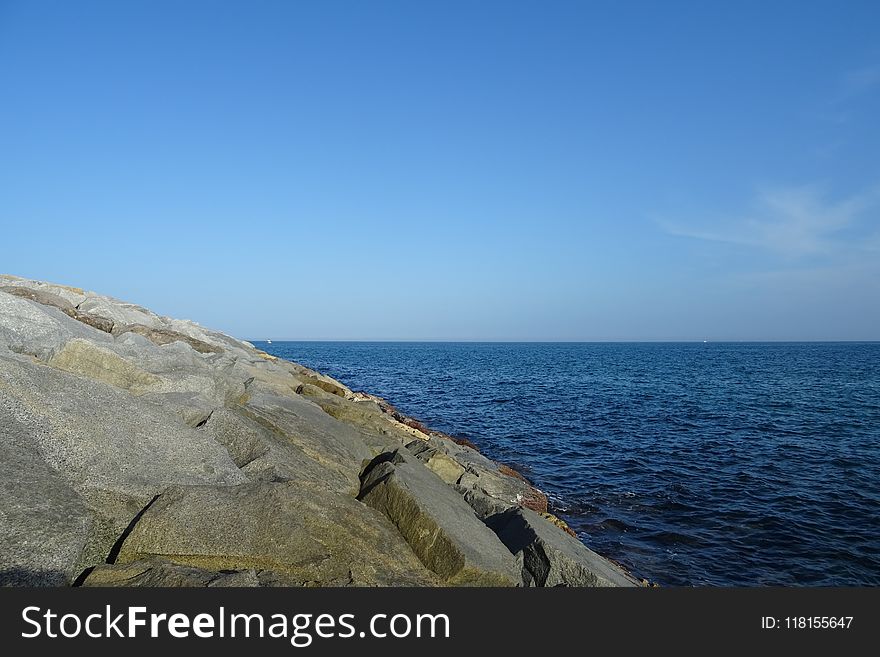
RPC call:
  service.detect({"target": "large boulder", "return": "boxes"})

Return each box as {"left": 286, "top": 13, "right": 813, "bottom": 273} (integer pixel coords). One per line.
{"left": 113, "top": 482, "right": 437, "bottom": 586}
{"left": 405, "top": 435, "right": 548, "bottom": 517}
{"left": 486, "top": 508, "right": 639, "bottom": 587}
{"left": 456, "top": 471, "right": 548, "bottom": 518}
{"left": 358, "top": 449, "right": 521, "bottom": 586}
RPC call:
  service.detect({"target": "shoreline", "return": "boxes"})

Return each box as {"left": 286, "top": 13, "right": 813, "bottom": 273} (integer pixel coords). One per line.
{"left": 255, "top": 344, "right": 649, "bottom": 585}
{"left": 0, "top": 274, "right": 642, "bottom": 588}
{"left": 267, "top": 357, "right": 650, "bottom": 585}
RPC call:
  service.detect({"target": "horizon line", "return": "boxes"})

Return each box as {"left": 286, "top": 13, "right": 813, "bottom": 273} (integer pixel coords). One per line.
{"left": 247, "top": 339, "right": 880, "bottom": 344}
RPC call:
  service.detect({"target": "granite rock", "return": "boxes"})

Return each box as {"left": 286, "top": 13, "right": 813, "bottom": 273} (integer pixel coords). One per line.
{"left": 486, "top": 508, "right": 640, "bottom": 587}
{"left": 114, "top": 482, "right": 437, "bottom": 586}
{"left": 359, "top": 449, "right": 521, "bottom": 586}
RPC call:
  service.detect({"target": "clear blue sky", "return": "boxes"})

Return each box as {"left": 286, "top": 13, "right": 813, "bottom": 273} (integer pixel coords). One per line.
{"left": 1, "top": 0, "right": 878, "bottom": 340}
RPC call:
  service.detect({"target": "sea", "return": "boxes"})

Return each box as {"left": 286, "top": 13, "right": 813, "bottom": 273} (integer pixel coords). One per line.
{"left": 258, "top": 341, "right": 880, "bottom": 587}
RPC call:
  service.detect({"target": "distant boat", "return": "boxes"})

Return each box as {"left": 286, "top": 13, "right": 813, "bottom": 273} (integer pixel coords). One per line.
{"left": 703, "top": 340, "right": 708, "bottom": 343}
{"left": 266, "top": 339, "right": 272, "bottom": 344}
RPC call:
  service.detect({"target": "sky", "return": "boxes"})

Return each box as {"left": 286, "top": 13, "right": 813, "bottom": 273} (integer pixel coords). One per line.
{"left": 1, "top": 0, "right": 878, "bottom": 341}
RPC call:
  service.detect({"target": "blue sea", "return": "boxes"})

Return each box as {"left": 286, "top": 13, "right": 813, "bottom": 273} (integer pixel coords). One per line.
{"left": 258, "top": 341, "right": 880, "bottom": 586}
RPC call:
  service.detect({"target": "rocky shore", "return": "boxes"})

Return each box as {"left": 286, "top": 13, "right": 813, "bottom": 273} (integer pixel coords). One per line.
{"left": 0, "top": 275, "right": 639, "bottom": 587}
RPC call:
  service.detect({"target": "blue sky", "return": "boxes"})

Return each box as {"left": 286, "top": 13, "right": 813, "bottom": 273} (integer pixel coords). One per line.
{"left": 1, "top": 0, "right": 878, "bottom": 340}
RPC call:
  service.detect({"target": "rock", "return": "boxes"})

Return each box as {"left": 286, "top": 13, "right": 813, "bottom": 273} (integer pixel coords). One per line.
{"left": 114, "top": 324, "right": 222, "bottom": 354}
{"left": 404, "top": 438, "right": 533, "bottom": 517}
{"left": 202, "top": 407, "right": 270, "bottom": 468}
{"left": 297, "top": 383, "right": 423, "bottom": 449}
{"left": 114, "top": 482, "right": 437, "bottom": 586}
{"left": 0, "top": 285, "right": 78, "bottom": 317}
{"left": 76, "top": 296, "right": 164, "bottom": 331}
{"left": 79, "top": 559, "right": 261, "bottom": 587}
{"left": 0, "top": 291, "right": 113, "bottom": 360}
{"left": 111, "top": 336, "right": 245, "bottom": 403}
{"left": 459, "top": 488, "right": 513, "bottom": 519}
{"left": 202, "top": 407, "right": 354, "bottom": 491}
{"left": 404, "top": 440, "right": 466, "bottom": 485}
{"left": 407, "top": 434, "right": 548, "bottom": 517}
{"left": 49, "top": 338, "right": 165, "bottom": 393}
{"left": 0, "top": 417, "right": 95, "bottom": 585}
{"left": 282, "top": 361, "right": 353, "bottom": 397}
{"left": 358, "top": 449, "right": 521, "bottom": 586}
{"left": 236, "top": 360, "right": 303, "bottom": 398}
{"left": 423, "top": 452, "right": 467, "bottom": 485}
{"left": 75, "top": 313, "right": 114, "bottom": 333}
{"left": 354, "top": 391, "right": 434, "bottom": 437}
{"left": 486, "top": 508, "right": 639, "bottom": 587}
{"left": 241, "top": 385, "right": 374, "bottom": 495}
{"left": 434, "top": 436, "right": 498, "bottom": 471}
{"left": 403, "top": 438, "right": 435, "bottom": 459}
{"left": 139, "top": 391, "right": 217, "bottom": 427}
{"left": 344, "top": 390, "right": 435, "bottom": 441}
{"left": 296, "top": 373, "right": 349, "bottom": 397}
{"left": 539, "top": 512, "right": 579, "bottom": 538}
{"left": 0, "top": 285, "right": 115, "bottom": 333}
{"left": 0, "top": 348, "right": 246, "bottom": 566}
{"left": 0, "top": 275, "right": 87, "bottom": 307}
{"left": 457, "top": 465, "right": 548, "bottom": 515}
{"left": 161, "top": 317, "right": 255, "bottom": 355}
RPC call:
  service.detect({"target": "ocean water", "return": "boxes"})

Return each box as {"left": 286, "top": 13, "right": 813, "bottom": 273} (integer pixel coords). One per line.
{"left": 259, "top": 341, "right": 880, "bottom": 587}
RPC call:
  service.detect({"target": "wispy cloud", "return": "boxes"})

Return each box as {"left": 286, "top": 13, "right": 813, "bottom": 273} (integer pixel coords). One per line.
{"left": 660, "top": 183, "right": 880, "bottom": 258}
